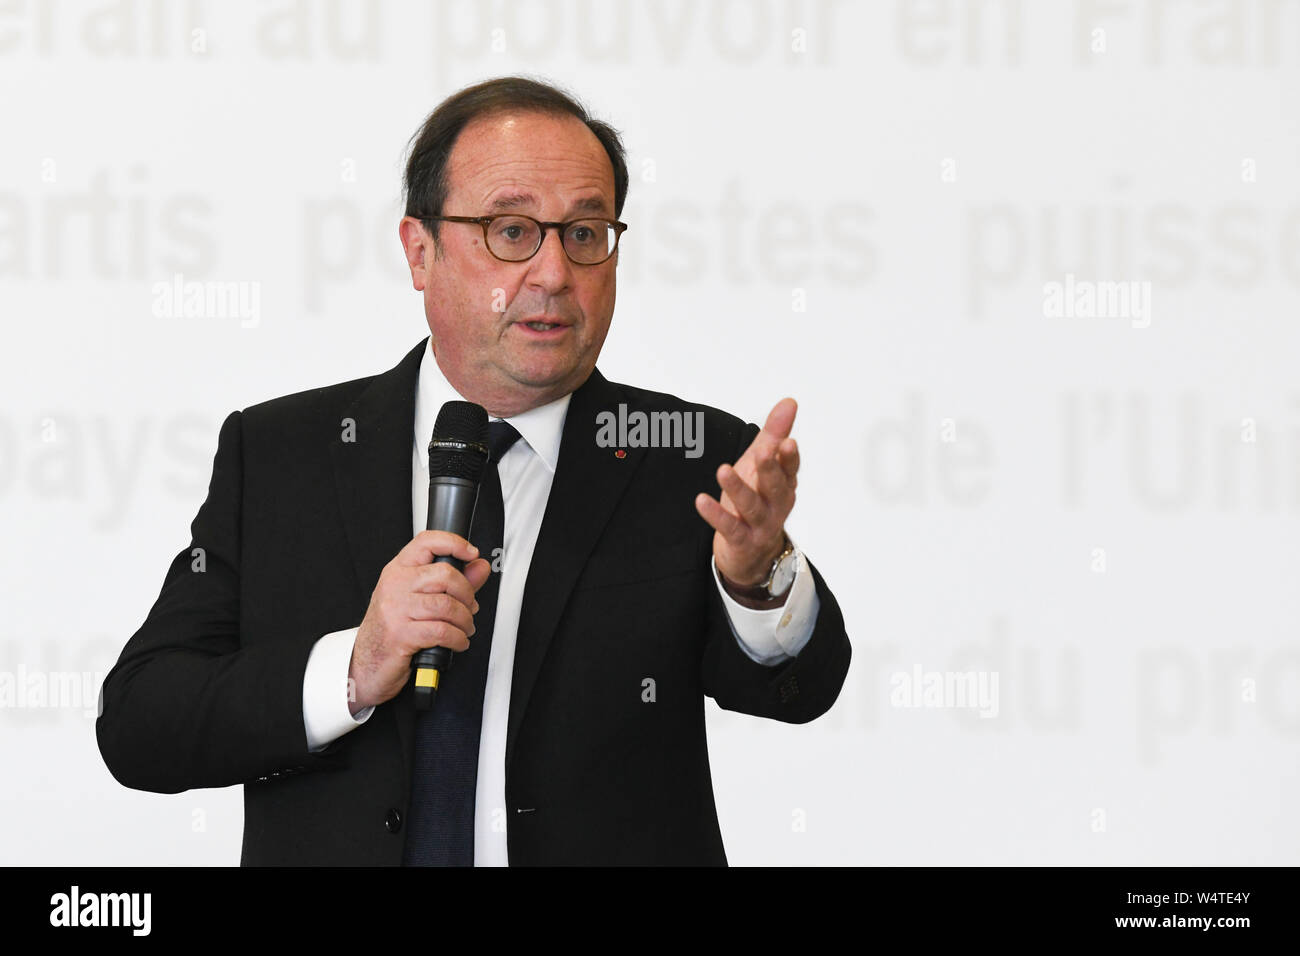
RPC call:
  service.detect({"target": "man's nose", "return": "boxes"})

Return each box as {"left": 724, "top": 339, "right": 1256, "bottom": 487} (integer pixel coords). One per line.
{"left": 524, "top": 227, "right": 574, "bottom": 292}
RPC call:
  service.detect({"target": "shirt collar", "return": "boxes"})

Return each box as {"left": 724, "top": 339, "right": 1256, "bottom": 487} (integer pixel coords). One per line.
{"left": 413, "top": 336, "right": 570, "bottom": 474}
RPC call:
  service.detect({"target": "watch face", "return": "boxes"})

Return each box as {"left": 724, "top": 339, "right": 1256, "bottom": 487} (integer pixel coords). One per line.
{"left": 769, "top": 553, "right": 797, "bottom": 597}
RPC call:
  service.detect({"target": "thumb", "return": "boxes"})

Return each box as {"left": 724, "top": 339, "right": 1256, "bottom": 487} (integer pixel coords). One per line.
{"left": 465, "top": 557, "right": 494, "bottom": 591}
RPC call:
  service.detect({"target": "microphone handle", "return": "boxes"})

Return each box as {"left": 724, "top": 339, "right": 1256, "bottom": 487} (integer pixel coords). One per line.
{"left": 412, "top": 477, "right": 479, "bottom": 708}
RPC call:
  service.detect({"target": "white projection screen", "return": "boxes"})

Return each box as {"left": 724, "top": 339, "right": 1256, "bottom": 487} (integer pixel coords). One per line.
{"left": 1, "top": 1, "right": 1297, "bottom": 870}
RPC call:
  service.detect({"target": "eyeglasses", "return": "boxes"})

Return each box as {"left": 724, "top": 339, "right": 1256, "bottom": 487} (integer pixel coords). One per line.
{"left": 423, "top": 214, "right": 628, "bottom": 265}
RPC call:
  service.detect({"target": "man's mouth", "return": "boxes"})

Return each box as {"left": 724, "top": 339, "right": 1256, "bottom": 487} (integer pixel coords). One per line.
{"left": 517, "top": 317, "right": 569, "bottom": 332}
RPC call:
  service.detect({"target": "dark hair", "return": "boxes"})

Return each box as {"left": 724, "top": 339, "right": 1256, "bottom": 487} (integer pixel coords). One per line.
{"left": 403, "top": 75, "right": 629, "bottom": 246}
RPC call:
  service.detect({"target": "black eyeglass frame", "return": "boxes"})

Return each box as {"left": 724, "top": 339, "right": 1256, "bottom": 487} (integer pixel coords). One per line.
{"left": 423, "top": 214, "right": 628, "bottom": 265}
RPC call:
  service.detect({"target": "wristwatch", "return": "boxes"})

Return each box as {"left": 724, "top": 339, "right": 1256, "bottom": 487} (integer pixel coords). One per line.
{"left": 722, "top": 535, "right": 797, "bottom": 602}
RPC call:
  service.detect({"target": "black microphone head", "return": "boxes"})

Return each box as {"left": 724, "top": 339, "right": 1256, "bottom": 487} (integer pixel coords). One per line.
{"left": 429, "top": 401, "right": 489, "bottom": 481}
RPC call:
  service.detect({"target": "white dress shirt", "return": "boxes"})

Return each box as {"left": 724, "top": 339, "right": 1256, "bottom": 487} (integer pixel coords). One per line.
{"left": 301, "top": 338, "right": 820, "bottom": 864}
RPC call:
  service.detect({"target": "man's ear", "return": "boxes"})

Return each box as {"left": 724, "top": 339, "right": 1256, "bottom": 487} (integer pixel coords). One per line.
{"left": 398, "top": 216, "right": 432, "bottom": 291}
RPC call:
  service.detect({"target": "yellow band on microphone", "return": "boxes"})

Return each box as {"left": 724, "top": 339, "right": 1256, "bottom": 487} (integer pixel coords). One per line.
{"left": 415, "top": 668, "right": 439, "bottom": 689}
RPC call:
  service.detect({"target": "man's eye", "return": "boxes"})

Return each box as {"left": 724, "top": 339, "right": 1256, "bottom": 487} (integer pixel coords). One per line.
{"left": 569, "top": 226, "right": 594, "bottom": 243}
{"left": 491, "top": 219, "right": 534, "bottom": 244}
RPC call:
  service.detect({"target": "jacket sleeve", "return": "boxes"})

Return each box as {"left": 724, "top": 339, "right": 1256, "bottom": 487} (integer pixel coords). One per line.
{"left": 698, "top": 422, "right": 852, "bottom": 723}
{"left": 96, "top": 410, "right": 346, "bottom": 793}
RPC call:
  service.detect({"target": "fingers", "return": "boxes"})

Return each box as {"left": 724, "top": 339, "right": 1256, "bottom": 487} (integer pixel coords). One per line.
{"left": 776, "top": 437, "right": 799, "bottom": 481}
{"left": 761, "top": 397, "right": 797, "bottom": 441}
{"left": 394, "top": 530, "right": 479, "bottom": 567}
{"left": 406, "top": 558, "right": 494, "bottom": 656}
{"left": 701, "top": 432, "right": 799, "bottom": 563}
{"left": 354, "top": 534, "right": 492, "bottom": 707}
{"left": 733, "top": 433, "right": 799, "bottom": 516}
{"left": 717, "top": 463, "right": 766, "bottom": 525}
{"left": 695, "top": 492, "right": 743, "bottom": 539}
{"left": 753, "top": 438, "right": 797, "bottom": 504}
{"left": 735, "top": 398, "right": 799, "bottom": 479}
{"left": 409, "top": 561, "right": 481, "bottom": 610}
{"left": 412, "top": 620, "right": 471, "bottom": 654}
{"left": 698, "top": 398, "right": 802, "bottom": 581}
{"left": 409, "top": 591, "right": 476, "bottom": 636}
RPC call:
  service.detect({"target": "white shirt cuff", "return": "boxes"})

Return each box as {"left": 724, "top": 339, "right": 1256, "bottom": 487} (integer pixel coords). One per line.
{"left": 302, "top": 627, "right": 374, "bottom": 752}
{"left": 712, "top": 547, "right": 820, "bottom": 666}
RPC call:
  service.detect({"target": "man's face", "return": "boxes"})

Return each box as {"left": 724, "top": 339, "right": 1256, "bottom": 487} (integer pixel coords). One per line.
{"left": 400, "top": 110, "right": 619, "bottom": 417}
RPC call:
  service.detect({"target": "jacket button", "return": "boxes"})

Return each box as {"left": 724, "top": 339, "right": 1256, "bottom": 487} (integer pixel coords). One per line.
{"left": 385, "top": 808, "right": 402, "bottom": 833}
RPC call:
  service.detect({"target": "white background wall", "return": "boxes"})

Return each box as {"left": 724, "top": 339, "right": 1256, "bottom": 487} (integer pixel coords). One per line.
{"left": 1, "top": 0, "right": 1297, "bottom": 865}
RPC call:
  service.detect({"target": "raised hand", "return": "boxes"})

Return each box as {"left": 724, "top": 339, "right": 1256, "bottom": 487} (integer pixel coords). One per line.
{"left": 694, "top": 397, "right": 800, "bottom": 597}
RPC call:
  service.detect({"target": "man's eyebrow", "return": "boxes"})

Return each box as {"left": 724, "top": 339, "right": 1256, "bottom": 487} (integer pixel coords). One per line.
{"left": 569, "top": 195, "right": 609, "bottom": 215}
{"left": 488, "top": 193, "right": 534, "bottom": 211}
{"left": 487, "top": 193, "right": 610, "bottom": 216}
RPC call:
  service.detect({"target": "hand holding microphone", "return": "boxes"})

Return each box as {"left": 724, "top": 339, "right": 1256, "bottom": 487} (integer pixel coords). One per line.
{"left": 347, "top": 401, "right": 493, "bottom": 713}
{"left": 347, "top": 530, "right": 491, "bottom": 715}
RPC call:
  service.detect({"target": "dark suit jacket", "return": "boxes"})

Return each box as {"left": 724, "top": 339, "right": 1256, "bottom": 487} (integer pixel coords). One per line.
{"left": 96, "top": 338, "right": 852, "bottom": 865}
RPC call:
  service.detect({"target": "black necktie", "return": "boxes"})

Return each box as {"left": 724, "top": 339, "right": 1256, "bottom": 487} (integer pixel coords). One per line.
{"left": 403, "top": 420, "right": 522, "bottom": 866}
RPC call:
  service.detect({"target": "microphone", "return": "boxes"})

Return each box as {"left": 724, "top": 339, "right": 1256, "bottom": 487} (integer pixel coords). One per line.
{"left": 412, "top": 400, "right": 489, "bottom": 710}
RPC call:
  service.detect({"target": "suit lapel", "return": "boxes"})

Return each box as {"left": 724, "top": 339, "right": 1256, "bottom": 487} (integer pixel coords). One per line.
{"left": 505, "top": 368, "right": 649, "bottom": 778}
{"left": 329, "top": 338, "right": 424, "bottom": 770}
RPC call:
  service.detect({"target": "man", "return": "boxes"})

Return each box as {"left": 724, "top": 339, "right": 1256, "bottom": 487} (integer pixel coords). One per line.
{"left": 97, "top": 76, "right": 851, "bottom": 865}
